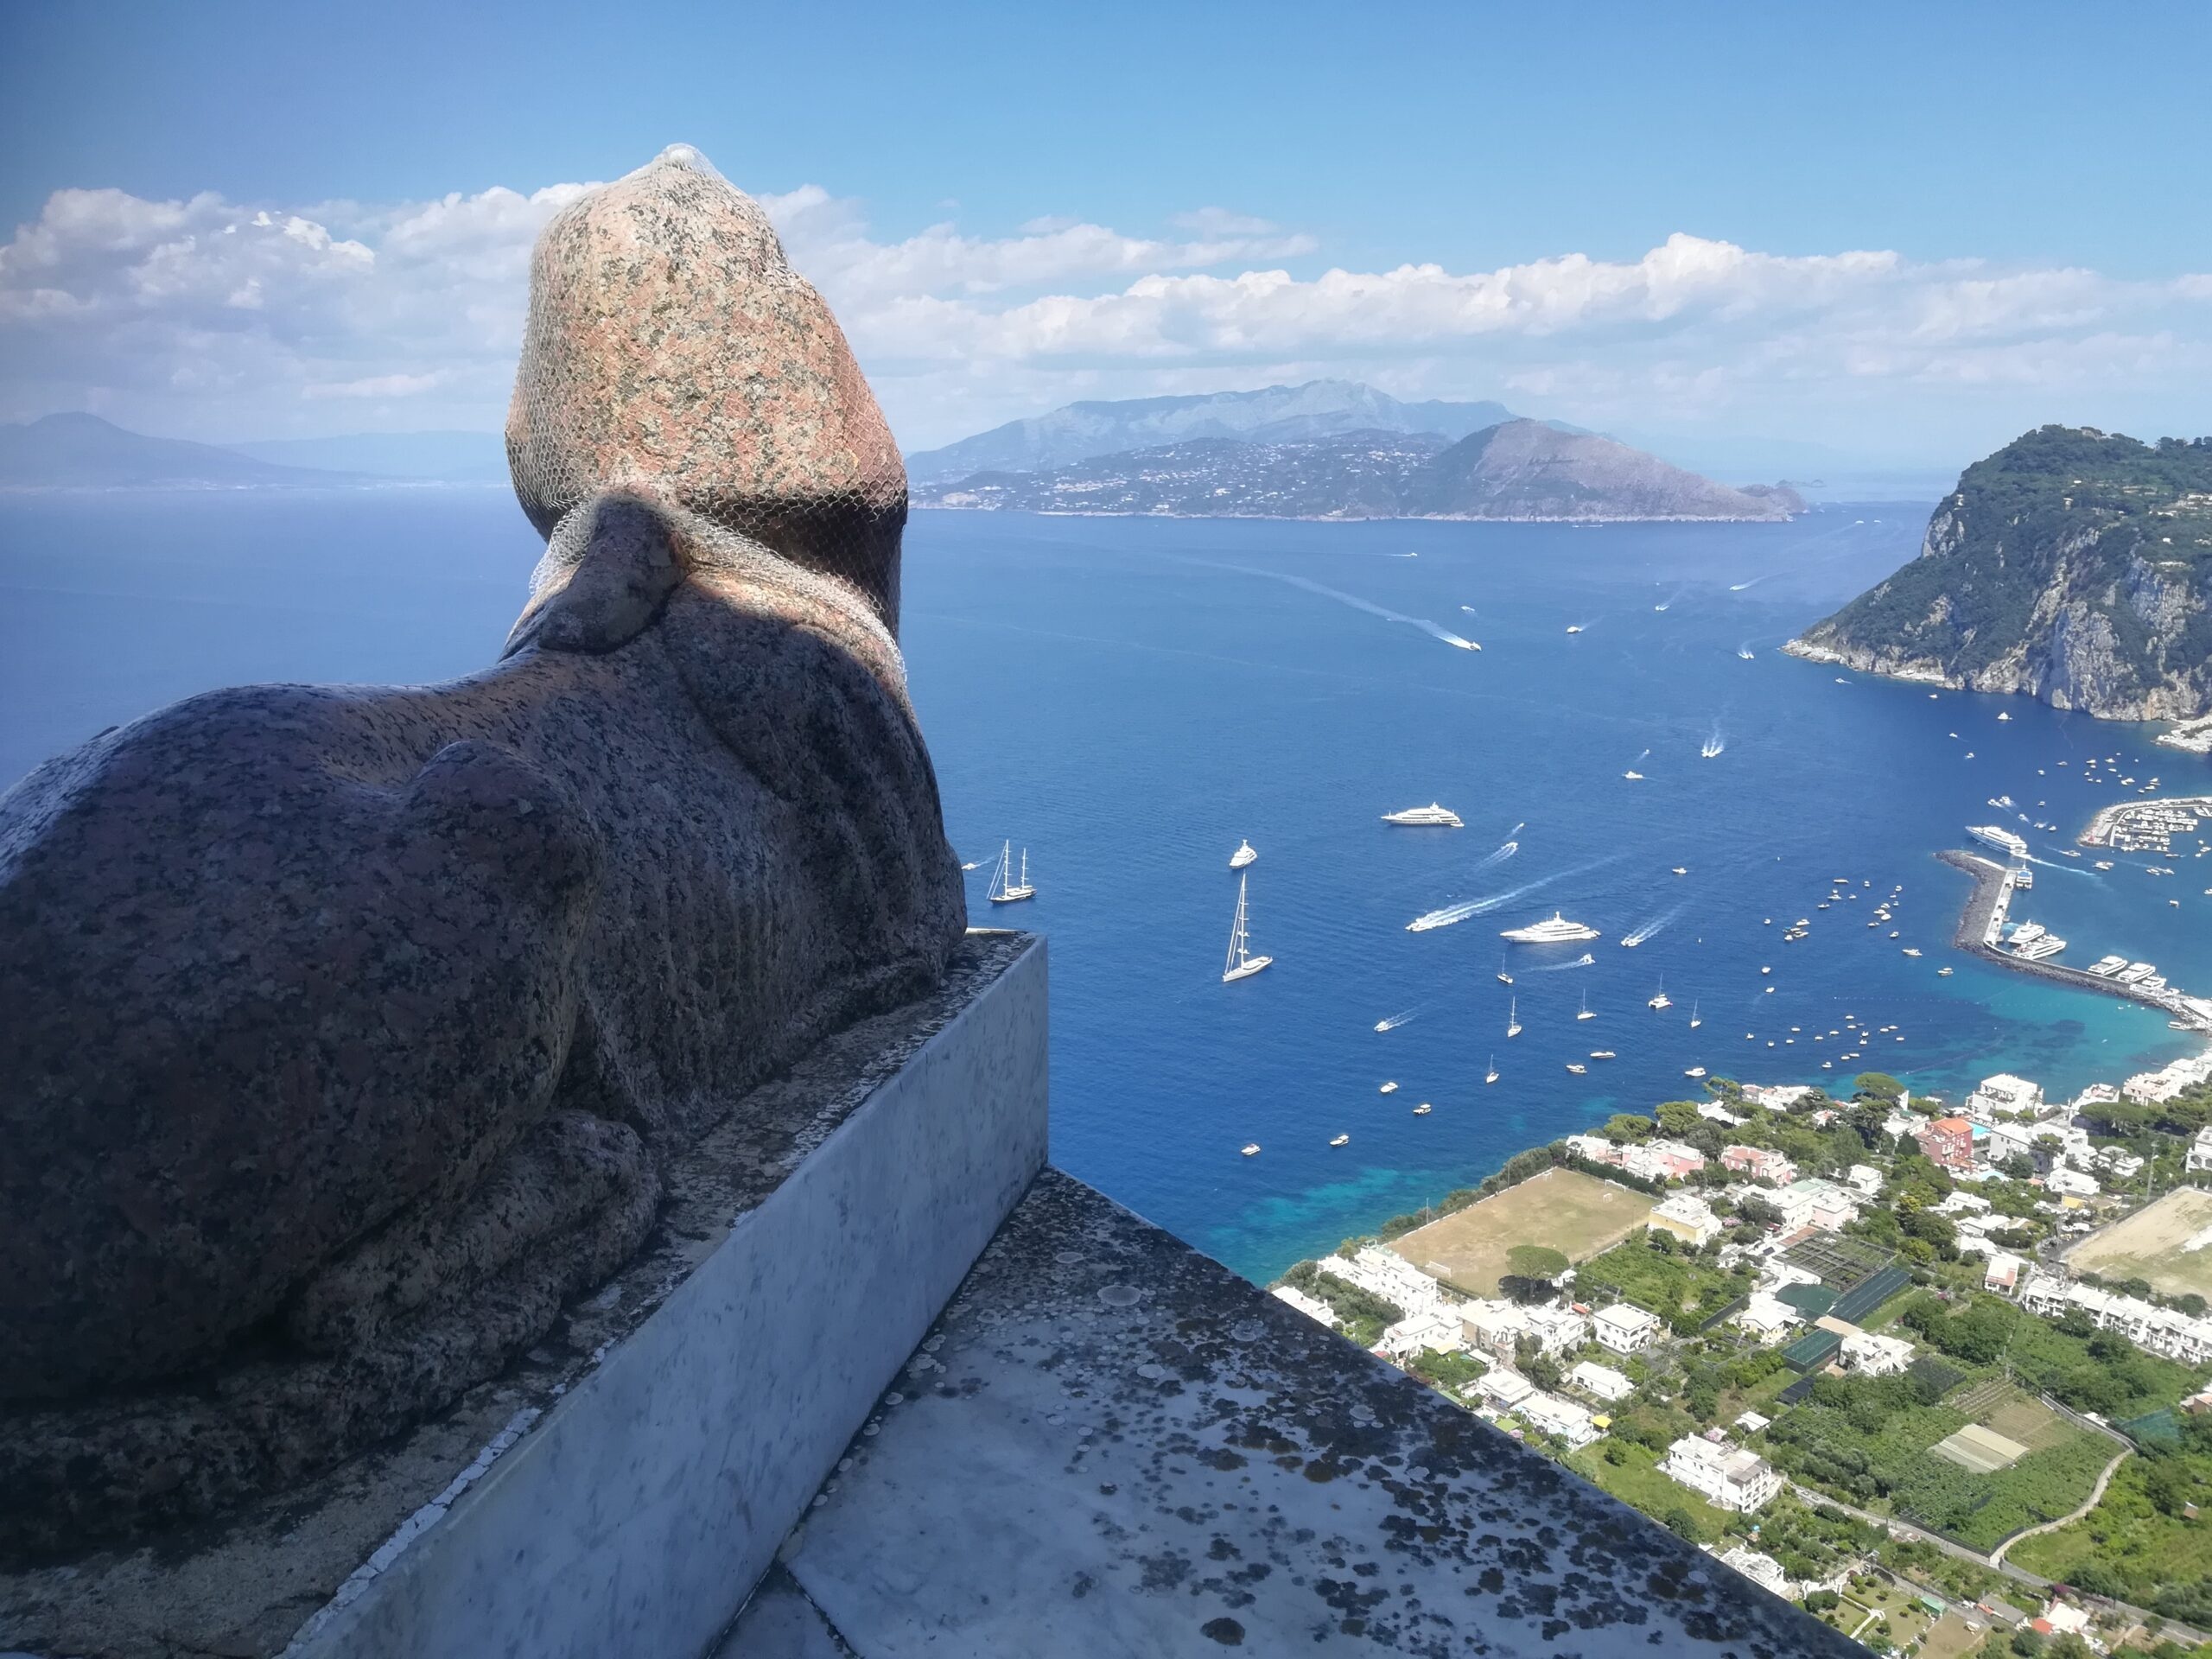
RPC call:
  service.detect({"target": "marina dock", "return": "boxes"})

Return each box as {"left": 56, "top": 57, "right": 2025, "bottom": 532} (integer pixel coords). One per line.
{"left": 1937, "top": 849, "right": 2212, "bottom": 1033}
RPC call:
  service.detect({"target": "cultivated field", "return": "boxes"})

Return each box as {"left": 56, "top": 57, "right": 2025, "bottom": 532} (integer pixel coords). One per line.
{"left": 1931, "top": 1423, "right": 2030, "bottom": 1474}
{"left": 1948, "top": 1378, "right": 2069, "bottom": 1447}
{"left": 2064, "top": 1185, "right": 2212, "bottom": 1300}
{"left": 1389, "top": 1167, "right": 1656, "bottom": 1297}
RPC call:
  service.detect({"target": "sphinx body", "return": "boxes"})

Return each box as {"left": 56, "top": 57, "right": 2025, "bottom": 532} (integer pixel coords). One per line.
{"left": 0, "top": 149, "right": 964, "bottom": 1552}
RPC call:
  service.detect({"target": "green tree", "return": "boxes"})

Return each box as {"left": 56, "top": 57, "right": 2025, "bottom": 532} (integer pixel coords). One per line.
{"left": 1508, "top": 1244, "right": 1570, "bottom": 1281}
{"left": 1853, "top": 1071, "right": 1905, "bottom": 1103}
{"left": 1662, "top": 1506, "right": 1700, "bottom": 1541}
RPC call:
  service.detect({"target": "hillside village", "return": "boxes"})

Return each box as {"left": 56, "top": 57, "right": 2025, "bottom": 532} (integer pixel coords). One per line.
{"left": 1275, "top": 1046, "right": 2212, "bottom": 1656}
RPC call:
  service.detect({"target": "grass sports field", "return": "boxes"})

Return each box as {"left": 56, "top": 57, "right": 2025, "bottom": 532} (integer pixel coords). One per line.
{"left": 1390, "top": 1167, "right": 1656, "bottom": 1297}
{"left": 2064, "top": 1185, "right": 2212, "bottom": 1300}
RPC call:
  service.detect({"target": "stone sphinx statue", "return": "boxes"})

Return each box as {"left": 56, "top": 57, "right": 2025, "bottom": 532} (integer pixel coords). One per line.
{"left": 0, "top": 146, "right": 964, "bottom": 1554}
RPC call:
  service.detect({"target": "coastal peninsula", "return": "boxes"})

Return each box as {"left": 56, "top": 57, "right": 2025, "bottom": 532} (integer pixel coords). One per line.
{"left": 1788, "top": 426, "right": 2212, "bottom": 721}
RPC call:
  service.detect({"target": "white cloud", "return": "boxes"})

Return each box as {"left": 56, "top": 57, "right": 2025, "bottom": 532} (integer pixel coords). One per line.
{"left": 2, "top": 171, "right": 2206, "bottom": 461}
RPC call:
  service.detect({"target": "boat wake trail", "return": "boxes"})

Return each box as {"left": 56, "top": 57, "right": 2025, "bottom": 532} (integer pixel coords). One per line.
{"left": 1473, "top": 839, "right": 1520, "bottom": 872}
{"left": 1529, "top": 951, "right": 1597, "bottom": 971}
{"left": 1727, "top": 573, "right": 1777, "bottom": 592}
{"left": 1255, "top": 568, "right": 1479, "bottom": 651}
{"left": 1700, "top": 722, "right": 1726, "bottom": 759}
{"left": 1374, "top": 1008, "right": 1419, "bottom": 1032}
{"left": 2024, "top": 849, "right": 2094, "bottom": 875}
{"left": 1655, "top": 588, "right": 1686, "bottom": 613}
{"left": 1621, "top": 902, "right": 1688, "bottom": 946}
{"left": 1403, "top": 854, "right": 1618, "bottom": 931}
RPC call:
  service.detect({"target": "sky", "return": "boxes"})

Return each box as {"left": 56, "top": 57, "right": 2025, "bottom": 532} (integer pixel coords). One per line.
{"left": 3, "top": 0, "right": 2209, "bottom": 471}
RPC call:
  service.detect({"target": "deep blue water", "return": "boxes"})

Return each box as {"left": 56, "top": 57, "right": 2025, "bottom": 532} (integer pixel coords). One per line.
{"left": 3, "top": 490, "right": 2208, "bottom": 1283}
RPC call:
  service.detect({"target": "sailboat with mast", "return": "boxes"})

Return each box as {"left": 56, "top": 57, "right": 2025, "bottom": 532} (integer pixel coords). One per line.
{"left": 1484, "top": 1054, "right": 1499, "bottom": 1084}
{"left": 1222, "top": 873, "right": 1272, "bottom": 982}
{"left": 1688, "top": 999, "right": 1702, "bottom": 1029}
{"left": 987, "top": 840, "right": 1035, "bottom": 905}
{"left": 1576, "top": 988, "right": 1595, "bottom": 1021}
{"left": 1647, "top": 977, "right": 1672, "bottom": 1011}
{"left": 1505, "top": 996, "right": 1521, "bottom": 1039}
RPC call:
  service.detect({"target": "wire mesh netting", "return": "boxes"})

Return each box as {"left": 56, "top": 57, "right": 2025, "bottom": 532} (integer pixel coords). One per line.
{"left": 506, "top": 143, "right": 909, "bottom": 632}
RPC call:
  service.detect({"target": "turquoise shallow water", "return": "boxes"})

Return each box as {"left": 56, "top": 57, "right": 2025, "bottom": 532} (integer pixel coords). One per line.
{"left": 3, "top": 491, "right": 2207, "bottom": 1284}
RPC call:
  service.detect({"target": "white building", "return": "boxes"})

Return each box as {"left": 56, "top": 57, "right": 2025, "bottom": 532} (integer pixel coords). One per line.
{"left": 1735, "top": 1294, "right": 1803, "bottom": 1340}
{"left": 1563, "top": 1133, "right": 1616, "bottom": 1164}
{"left": 2019, "top": 1271, "right": 2212, "bottom": 1366}
{"left": 1569, "top": 1359, "right": 1635, "bottom": 1403}
{"left": 1771, "top": 1179, "right": 1859, "bottom": 1235}
{"left": 1522, "top": 1391, "right": 1599, "bottom": 1448}
{"left": 1716, "top": 1545, "right": 1793, "bottom": 1600}
{"left": 1478, "top": 1370, "right": 1536, "bottom": 1412}
{"left": 1966, "top": 1073, "right": 2045, "bottom": 1122}
{"left": 2187, "top": 1125, "right": 2212, "bottom": 1174}
{"left": 1839, "top": 1331, "right": 1915, "bottom": 1376}
{"left": 1380, "top": 1310, "right": 1465, "bottom": 1359}
{"left": 1522, "top": 1305, "right": 1592, "bottom": 1357}
{"left": 1741, "top": 1084, "right": 1815, "bottom": 1111}
{"left": 1271, "top": 1285, "right": 1336, "bottom": 1328}
{"left": 1661, "top": 1435, "right": 1782, "bottom": 1513}
{"left": 2045, "top": 1166, "right": 2101, "bottom": 1198}
{"left": 2125, "top": 1052, "right": 2212, "bottom": 1105}
{"left": 1698, "top": 1101, "right": 1747, "bottom": 1128}
{"left": 1985, "top": 1252, "right": 2024, "bottom": 1294}
{"left": 1325, "top": 1246, "right": 1461, "bottom": 1320}
{"left": 1649, "top": 1193, "right": 1722, "bottom": 1248}
{"left": 1845, "top": 1164, "right": 1885, "bottom": 1198}
{"left": 1593, "top": 1302, "right": 1662, "bottom": 1354}
{"left": 1462, "top": 1301, "right": 1529, "bottom": 1362}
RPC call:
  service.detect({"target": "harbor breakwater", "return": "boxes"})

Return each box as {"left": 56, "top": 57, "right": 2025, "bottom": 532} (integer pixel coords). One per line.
{"left": 1937, "top": 849, "right": 2212, "bottom": 1033}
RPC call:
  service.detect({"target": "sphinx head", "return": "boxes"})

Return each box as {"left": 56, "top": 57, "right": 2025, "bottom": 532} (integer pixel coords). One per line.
{"left": 506, "top": 145, "right": 907, "bottom": 631}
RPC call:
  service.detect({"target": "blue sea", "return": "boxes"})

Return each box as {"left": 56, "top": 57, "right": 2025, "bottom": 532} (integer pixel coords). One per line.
{"left": 3, "top": 490, "right": 2208, "bottom": 1283}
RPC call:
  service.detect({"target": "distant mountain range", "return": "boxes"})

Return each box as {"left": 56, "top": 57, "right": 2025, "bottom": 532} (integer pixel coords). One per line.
{"left": 0, "top": 413, "right": 371, "bottom": 489}
{"left": 903, "top": 380, "right": 1556, "bottom": 484}
{"left": 0, "top": 415, "right": 511, "bottom": 490}
{"left": 1789, "top": 425, "right": 2212, "bottom": 720}
{"left": 917, "top": 419, "right": 1803, "bottom": 523}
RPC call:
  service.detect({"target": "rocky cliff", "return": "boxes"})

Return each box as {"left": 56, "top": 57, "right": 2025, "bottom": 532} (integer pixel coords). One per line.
{"left": 1787, "top": 426, "right": 2212, "bottom": 721}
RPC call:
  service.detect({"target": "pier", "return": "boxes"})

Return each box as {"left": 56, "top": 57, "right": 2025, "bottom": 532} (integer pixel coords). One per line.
{"left": 1936, "top": 849, "right": 2212, "bottom": 1033}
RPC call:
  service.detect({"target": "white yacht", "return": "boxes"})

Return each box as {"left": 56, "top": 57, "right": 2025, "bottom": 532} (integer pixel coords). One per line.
{"left": 1412, "top": 1103, "right": 1432, "bottom": 1116}
{"left": 1684, "top": 1065, "right": 1707, "bottom": 1078}
{"left": 1565, "top": 1062, "right": 1586, "bottom": 1075}
{"left": 1330, "top": 1134, "right": 1350, "bottom": 1147}
{"left": 1576, "top": 990, "right": 1595, "bottom": 1021}
{"left": 1968, "top": 824, "right": 2029, "bottom": 860}
{"left": 1221, "top": 874, "right": 1273, "bottom": 982}
{"left": 1688, "top": 1000, "right": 1702, "bottom": 1029}
{"left": 1506, "top": 996, "right": 1522, "bottom": 1039}
{"left": 1497, "top": 955, "right": 1514, "bottom": 985}
{"left": 1382, "top": 803, "right": 1464, "bottom": 828}
{"left": 1229, "top": 839, "right": 1258, "bottom": 869}
{"left": 987, "top": 841, "right": 1036, "bottom": 905}
{"left": 1624, "top": 770, "right": 1644, "bottom": 780}
{"left": 1566, "top": 624, "right": 1585, "bottom": 634}
{"left": 1241, "top": 1143, "right": 1261, "bottom": 1157}
{"left": 1379, "top": 1080, "right": 1399, "bottom": 1093}
{"left": 1500, "top": 912, "right": 1600, "bottom": 944}
{"left": 1648, "top": 979, "right": 1672, "bottom": 1011}
{"left": 1485, "top": 1055, "right": 1499, "bottom": 1084}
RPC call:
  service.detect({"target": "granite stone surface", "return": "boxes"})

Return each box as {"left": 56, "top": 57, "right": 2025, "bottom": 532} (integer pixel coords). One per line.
{"left": 0, "top": 144, "right": 962, "bottom": 1554}
{"left": 738, "top": 1169, "right": 1861, "bottom": 1658}
{"left": 0, "top": 934, "right": 1041, "bottom": 1659}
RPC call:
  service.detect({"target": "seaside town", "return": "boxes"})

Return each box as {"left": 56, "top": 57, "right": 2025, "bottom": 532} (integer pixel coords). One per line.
{"left": 1274, "top": 1044, "right": 2212, "bottom": 1656}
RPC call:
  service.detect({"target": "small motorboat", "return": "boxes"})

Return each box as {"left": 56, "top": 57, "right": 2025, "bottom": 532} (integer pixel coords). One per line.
{"left": 1565, "top": 1063, "right": 1587, "bottom": 1075}
{"left": 1379, "top": 1080, "right": 1399, "bottom": 1093}
{"left": 1329, "top": 1134, "right": 1349, "bottom": 1147}
{"left": 1412, "top": 1103, "right": 1433, "bottom": 1116}
{"left": 1241, "top": 1143, "right": 1261, "bottom": 1157}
